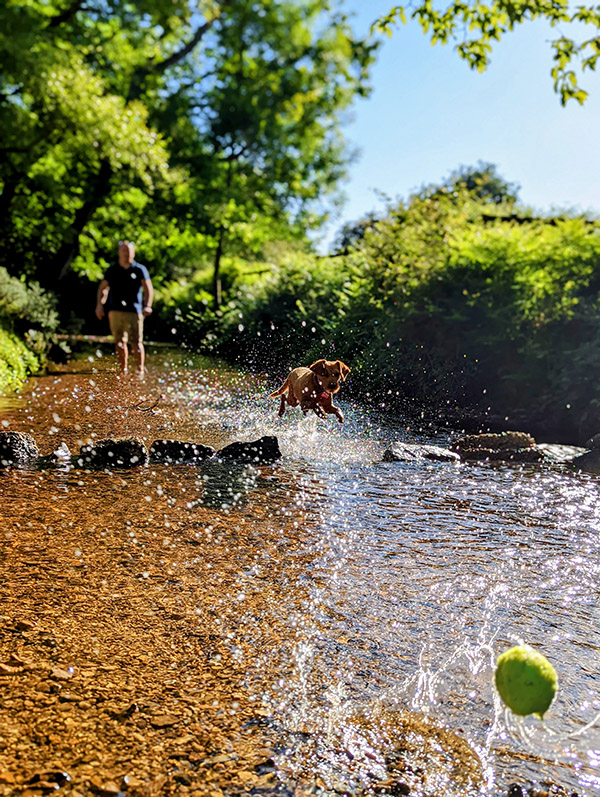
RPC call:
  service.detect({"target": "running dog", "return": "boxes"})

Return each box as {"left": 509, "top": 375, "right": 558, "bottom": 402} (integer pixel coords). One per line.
{"left": 270, "top": 359, "right": 351, "bottom": 423}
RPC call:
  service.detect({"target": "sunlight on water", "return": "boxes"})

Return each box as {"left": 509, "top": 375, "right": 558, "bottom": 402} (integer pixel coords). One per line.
{"left": 2, "top": 348, "right": 600, "bottom": 795}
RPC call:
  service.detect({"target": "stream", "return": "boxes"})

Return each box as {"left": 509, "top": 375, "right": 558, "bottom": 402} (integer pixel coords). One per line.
{"left": 1, "top": 345, "right": 599, "bottom": 796}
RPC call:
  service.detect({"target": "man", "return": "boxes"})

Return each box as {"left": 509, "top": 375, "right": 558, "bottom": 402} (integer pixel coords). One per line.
{"left": 95, "top": 240, "right": 153, "bottom": 375}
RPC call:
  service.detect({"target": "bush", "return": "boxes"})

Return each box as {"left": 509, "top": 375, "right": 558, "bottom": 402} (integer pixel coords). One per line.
{"left": 0, "top": 328, "right": 39, "bottom": 393}
{"left": 0, "top": 266, "right": 60, "bottom": 391}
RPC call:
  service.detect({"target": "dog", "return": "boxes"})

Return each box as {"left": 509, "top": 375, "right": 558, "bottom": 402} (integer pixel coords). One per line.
{"left": 270, "top": 359, "right": 351, "bottom": 423}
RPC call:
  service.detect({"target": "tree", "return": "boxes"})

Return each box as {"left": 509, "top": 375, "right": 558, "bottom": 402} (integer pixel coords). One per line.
{"left": 375, "top": 2, "right": 600, "bottom": 105}
{"left": 0, "top": 0, "right": 377, "bottom": 312}
{"left": 442, "top": 162, "right": 520, "bottom": 205}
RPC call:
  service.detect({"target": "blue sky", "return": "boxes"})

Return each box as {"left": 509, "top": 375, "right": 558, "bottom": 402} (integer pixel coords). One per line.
{"left": 319, "top": 0, "right": 600, "bottom": 250}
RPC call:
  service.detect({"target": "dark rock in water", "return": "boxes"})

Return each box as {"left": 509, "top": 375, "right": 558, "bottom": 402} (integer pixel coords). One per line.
{"left": 76, "top": 438, "right": 148, "bottom": 469}
{"left": 382, "top": 442, "right": 460, "bottom": 463}
{"left": 149, "top": 439, "right": 215, "bottom": 464}
{"left": 199, "top": 460, "right": 260, "bottom": 509}
{"left": 216, "top": 435, "right": 281, "bottom": 464}
{"left": 571, "top": 448, "right": 600, "bottom": 473}
{"left": 0, "top": 431, "right": 39, "bottom": 466}
{"left": 449, "top": 431, "right": 544, "bottom": 462}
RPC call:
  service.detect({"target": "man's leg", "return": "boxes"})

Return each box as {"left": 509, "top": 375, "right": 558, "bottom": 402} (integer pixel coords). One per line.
{"left": 129, "top": 314, "right": 145, "bottom": 376}
{"left": 108, "top": 312, "right": 129, "bottom": 373}
{"left": 116, "top": 340, "right": 128, "bottom": 374}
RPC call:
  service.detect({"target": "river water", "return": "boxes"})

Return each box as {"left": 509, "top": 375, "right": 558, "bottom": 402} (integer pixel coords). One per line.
{"left": 1, "top": 346, "right": 600, "bottom": 796}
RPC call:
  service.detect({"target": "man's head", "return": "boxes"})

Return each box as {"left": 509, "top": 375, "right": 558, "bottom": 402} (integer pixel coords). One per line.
{"left": 118, "top": 240, "right": 136, "bottom": 267}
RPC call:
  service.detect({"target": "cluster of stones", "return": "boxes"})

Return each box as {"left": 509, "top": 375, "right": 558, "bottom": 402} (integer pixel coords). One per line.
{"left": 382, "top": 430, "right": 599, "bottom": 471}
{"left": 2, "top": 429, "right": 599, "bottom": 472}
{"left": 0, "top": 431, "right": 281, "bottom": 469}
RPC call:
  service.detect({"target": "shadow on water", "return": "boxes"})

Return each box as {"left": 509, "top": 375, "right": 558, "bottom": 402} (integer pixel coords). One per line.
{"left": 1, "top": 346, "right": 600, "bottom": 795}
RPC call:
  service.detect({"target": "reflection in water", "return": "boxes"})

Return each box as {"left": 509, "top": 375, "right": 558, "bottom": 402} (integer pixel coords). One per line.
{"left": 1, "top": 347, "right": 600, "bottom": 795}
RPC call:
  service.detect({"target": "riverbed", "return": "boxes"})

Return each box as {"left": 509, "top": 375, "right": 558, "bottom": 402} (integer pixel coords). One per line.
{"left": 1, "top": 347, "right": 599, "bottom": 796}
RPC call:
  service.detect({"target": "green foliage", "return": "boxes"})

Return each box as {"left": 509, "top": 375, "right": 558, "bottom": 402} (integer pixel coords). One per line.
{"left": 172, "top": 167, "right": 600, "bottom": 439}
{"left": 0, "top": 266, "right": 59, "bottom": 341}
{"left": 375, "top": 2, "right": 600, "bottom": 105}
{"left": 0, "top": 328, "right": 40, "bottom": 394}
{"left": 0, "top": 0, "right": 377, "bottom": 310}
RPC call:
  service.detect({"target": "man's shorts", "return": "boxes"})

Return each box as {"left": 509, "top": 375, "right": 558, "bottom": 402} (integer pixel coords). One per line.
{"left": 108, "top": 311, "right": 144, "bottom": 345}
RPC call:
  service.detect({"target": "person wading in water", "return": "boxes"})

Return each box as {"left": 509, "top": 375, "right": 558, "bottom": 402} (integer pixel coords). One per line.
{"left": 95, "top": 240, "right": 153, "bottom": 376}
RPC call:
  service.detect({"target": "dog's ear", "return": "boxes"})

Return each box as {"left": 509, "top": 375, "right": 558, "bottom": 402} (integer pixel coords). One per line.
{"left": 338, "top": 361, "right": 351, "bottom": 380}
{"left": 309, "top": 359, "right": 327, "bottom": 376}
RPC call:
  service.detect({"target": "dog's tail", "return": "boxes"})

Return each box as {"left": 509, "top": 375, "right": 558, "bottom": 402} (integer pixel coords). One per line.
{"left": 270, "top": 378, "right": 289, "bottom": 398}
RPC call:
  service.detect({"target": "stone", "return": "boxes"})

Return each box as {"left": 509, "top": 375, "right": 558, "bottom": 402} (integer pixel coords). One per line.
{"left": 215, "top": 435, "right": 281, "bottom": 464}
{"left": 449, "top": 431, "right": 544, "bottom": 462}
{"left": 571, "top": 445, "right": 600, "bottom": 474}
{"left": 149, "top": 439, "right": 215, "bottom": 464}
{"left": 0, "top": 431, "right": 39, "bottom": 467}
{"left": 382, "top": 442, "right": 460, "bottom": 463}
{"left": 76, "top": 438, "right": 148, "bottom": 469}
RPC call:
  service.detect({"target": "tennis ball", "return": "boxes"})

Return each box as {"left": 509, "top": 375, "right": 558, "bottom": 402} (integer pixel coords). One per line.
{"left": 494, "top": 644, "right": 558, "bottom": 718}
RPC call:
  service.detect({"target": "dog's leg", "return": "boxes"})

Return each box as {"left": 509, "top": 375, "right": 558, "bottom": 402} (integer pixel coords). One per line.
{"left": 278, "top": 395, "right": 287, "bottom": 417}
{"left": 320, "top": 395, "right": 344, "bottom": 423}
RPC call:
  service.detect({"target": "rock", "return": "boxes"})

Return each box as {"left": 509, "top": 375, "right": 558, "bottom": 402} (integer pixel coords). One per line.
{"left": 76, "top": 438, "right": 148, "bottom": 469}
{"left": 215, "top": 435, "right": 281, "bottom": 464}
{"left": 536, "top": 443, "right": 585, "bottom": 463}
{"left": 0, "top": 431, "right": 39, "bottom": 467}
{"left": 571, "top": 448, "right": 600, "bottom": 473}
{"left": 149, "top": 439, "right": 215, "bottom": 464}
{"left": 382, "top": 442, "right": 460, "bottom": 463}
{"left": 449, "top": 431, "right": 544, "bottom": 462}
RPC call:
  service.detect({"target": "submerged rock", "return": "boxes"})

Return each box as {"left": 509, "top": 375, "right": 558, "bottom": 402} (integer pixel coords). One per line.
{"left": 0, "top": 431, "right": 39, "bottom": 467}
{"left": 382, "top": 441, "right": 460, "bottom": 463}
{"left": 216, "top": 435, "right": 281, "bottom": 464}
{"left": 149, "top": 439, "right": 215, "bottom": 464}
{"left": 76, "top": 438, "right": 148, "bottom": 469}
{"left": 449, "top": 431, "right": 544, "bottom": 462}
{"left": 198, "top": 460, "right": 260, "bottom": 509}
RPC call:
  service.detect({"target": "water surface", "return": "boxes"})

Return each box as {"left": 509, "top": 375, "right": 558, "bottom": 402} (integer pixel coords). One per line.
{"left": 1, "top": 347, "right": 599, "bottom": 795}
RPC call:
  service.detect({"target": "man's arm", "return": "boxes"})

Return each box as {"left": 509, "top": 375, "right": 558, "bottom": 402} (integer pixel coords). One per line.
{"left": 95, "top": 279, "right": 109, "bottom": 319}
{"left": 142, "top": 278, "right": 154, "bottom": 315}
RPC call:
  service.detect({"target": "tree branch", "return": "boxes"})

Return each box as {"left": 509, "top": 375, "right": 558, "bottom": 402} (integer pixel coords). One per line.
{"left": 47, "top": 0, "right": 85, "bottom": 29}
{"left": 127, "top": 3, "right": 228, "bottom": 101}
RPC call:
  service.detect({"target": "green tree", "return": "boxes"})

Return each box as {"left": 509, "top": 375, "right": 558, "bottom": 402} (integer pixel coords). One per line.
{"left": 0, "top": 0, "right": 376, "bottom": 312}
{"left": 376, "top": 1, "right": 600, "bottom": 105}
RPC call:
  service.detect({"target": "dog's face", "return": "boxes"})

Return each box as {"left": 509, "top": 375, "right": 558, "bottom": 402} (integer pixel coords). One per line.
{"left": 309, "top": 359, "right": 351, "bottom": 394}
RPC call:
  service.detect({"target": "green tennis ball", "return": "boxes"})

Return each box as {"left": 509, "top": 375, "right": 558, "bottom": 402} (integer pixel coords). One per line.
{"left": 494, "top": 645, "right": 558, "bottom": 718}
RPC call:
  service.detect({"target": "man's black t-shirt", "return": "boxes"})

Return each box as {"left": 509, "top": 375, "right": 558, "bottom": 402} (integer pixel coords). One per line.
{"left": 103, "top": 261, "right": 150, "bottom": 313}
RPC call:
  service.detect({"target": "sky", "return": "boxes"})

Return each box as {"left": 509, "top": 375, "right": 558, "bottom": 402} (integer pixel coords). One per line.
{"left": 319, "top": 0, "right": 600, "bottom": 250}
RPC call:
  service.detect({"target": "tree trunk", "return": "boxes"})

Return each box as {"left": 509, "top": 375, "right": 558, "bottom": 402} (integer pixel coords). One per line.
{"left": 46, "top": 159, "right": 113, "bottom": 288}
{"left": 212, "top": 226, "right": 225, "bottom": 310}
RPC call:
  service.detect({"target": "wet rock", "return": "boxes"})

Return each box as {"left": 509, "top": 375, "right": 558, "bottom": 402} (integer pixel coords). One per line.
{"left": 0, "top": 431, "right": 39, "bottom": 467}
{"left": 150, "top": 713, "right": 179, "bottom": 728}
{"left": 149, "top": 439, "right": 215, "bottom": 464}
{"left": 382, "top": 442, "right": 460, "bottom": 463}
{"left": 449, "top": 431, "right": 544, "bottom": 462}
{"left": 76, "top": 438, "right": 148, "bottom": 469}
{"left": 215, "top": 435, "right": 281, "bottom": 464}
{"left": 570, "top": 448, "right": 600, "bottom": 473}
{"left": 536, "top": 443, "right": 585, "bottom": 463}
{"left": 26, "top": 770, "right": 71, "bottom": 789}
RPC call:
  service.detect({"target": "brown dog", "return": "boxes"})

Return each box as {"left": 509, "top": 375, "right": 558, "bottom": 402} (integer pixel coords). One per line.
{"left": 270, "top": 359, "right": 351, "bottom": 423}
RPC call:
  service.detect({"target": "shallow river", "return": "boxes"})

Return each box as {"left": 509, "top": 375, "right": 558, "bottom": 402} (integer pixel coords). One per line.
{"left": 1, "top": 346, "right": 600, "bottom": 796}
